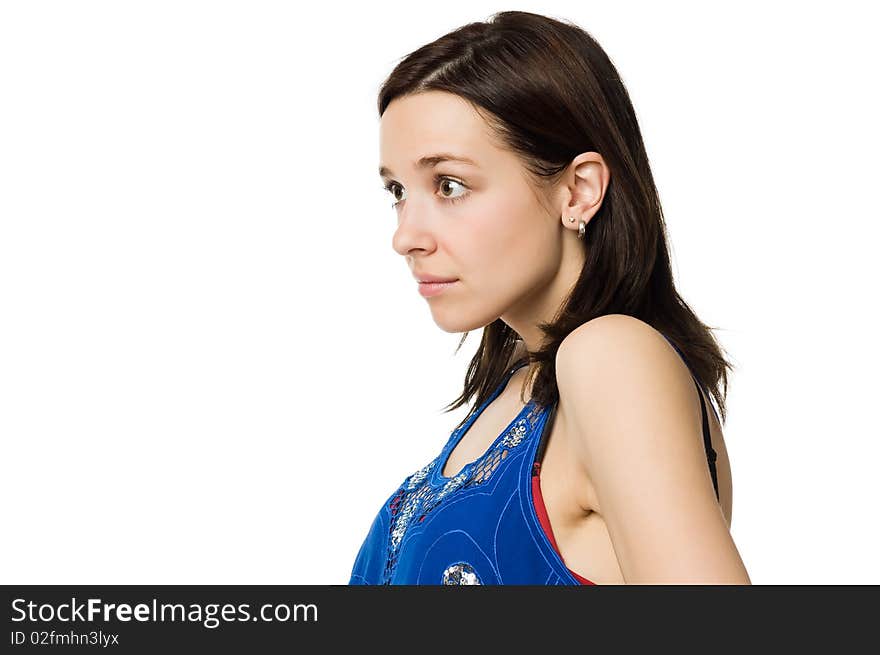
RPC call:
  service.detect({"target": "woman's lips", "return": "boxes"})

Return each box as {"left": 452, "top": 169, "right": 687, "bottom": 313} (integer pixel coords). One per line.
{"left": 417, "top": 279, "right": 458, "bottom": 297}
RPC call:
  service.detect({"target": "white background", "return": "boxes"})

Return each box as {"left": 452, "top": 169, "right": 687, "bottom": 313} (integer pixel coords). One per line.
{"left": 1, "top": 1, "right": 877, "bottom": 584}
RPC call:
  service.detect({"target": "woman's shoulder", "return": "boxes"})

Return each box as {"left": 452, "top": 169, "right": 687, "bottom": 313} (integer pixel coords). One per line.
{"left": 554, "top": 315, "right": 733, "bottom": 526}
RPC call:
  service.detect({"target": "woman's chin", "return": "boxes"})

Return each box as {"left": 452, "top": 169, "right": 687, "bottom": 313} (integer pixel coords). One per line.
{"left": 429, "top": 307, "right": 495, "bottom": 335}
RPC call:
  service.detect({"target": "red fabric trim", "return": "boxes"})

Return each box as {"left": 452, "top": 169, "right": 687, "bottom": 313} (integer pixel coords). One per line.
{"left": 532, "top": 468, "right": 595, "bottom": 585}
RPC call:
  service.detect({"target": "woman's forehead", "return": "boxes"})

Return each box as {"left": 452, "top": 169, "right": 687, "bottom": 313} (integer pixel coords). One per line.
{"left": 379, "top": 93, "right": 496, "bottom": 171}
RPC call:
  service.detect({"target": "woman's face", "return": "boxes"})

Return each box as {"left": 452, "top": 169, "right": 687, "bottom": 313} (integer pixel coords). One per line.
{"left": 380, "top": 90, "right": 571, "bottom": 339}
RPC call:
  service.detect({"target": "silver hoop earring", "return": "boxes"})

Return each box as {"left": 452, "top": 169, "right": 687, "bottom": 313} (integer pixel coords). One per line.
{"left": 578, "top": 219, "right": 586, "bottom": 239}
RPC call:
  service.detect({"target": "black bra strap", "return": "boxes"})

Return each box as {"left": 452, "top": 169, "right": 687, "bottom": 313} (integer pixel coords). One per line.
{"left": 532, "top": 402, "right": 557, "bottom": 475}
{"left": 693, "top": 376, "right": 720, "bottom": 501}
{"left": 660, "top": 334, "right": 721, "bottom": 501}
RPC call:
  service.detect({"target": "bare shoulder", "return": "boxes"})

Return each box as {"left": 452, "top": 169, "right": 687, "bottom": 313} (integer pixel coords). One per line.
{"left": 556, "top": 314, "right": 674, "bottom": 371}
{"left": 555, "top": 313, "right": 722, "bottom": 464}
{"left": 553, "top": 314, "right": 747, "bottom": 582}
{"left": 555, "top": 313, "right": 706, "bottom": 462}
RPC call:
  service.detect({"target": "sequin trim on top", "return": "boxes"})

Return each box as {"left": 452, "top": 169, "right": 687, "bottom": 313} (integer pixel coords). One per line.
{"left": 381, "top": 399, "right": 544, "bottom": 585}
{"left": 442, "top": 562, "right": 482, "bottom": 585}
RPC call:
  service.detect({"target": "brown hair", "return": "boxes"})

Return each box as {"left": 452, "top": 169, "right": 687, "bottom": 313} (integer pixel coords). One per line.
{"left": 377, "top": 10, "right": 734, "bottom": 428}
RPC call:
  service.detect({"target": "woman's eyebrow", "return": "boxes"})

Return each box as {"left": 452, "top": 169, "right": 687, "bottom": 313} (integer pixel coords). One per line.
{"left": 379, "top": 153, "right": 479, "bottom": 179}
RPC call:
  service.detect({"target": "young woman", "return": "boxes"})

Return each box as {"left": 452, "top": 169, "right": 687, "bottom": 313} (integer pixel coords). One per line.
{"left": 349, "top": 10, "right": 751, "bottom": 585}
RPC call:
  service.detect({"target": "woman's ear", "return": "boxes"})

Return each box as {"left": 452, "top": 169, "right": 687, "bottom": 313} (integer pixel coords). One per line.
{"left": 559, "top": 152, "right": 611, "bottom": 231}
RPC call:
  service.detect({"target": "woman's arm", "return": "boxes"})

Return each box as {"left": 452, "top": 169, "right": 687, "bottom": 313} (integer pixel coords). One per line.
{"left": 555, "top": 314, "right": 751, "bottom": 585}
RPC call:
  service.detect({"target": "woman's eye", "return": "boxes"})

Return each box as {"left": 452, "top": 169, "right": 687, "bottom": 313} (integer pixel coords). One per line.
{"left": 384, "top": 183, "right": 405, "bottom": 207}
{"left": 438, "top": 177, "right": 467, "bottom": 201}
{"left": 382, "top": 176, "right": 469, "bottom": 209}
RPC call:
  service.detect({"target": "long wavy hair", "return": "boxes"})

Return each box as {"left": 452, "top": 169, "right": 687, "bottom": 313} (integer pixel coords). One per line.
{"left": 377, "top": 10, "right": 734, "bottom": 429}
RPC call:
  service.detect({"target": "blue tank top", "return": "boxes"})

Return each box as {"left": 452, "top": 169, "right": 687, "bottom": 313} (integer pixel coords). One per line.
{"left": 349, "top": 334, "right": 720, "bottom": 585}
